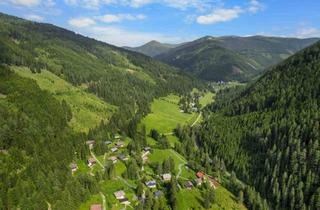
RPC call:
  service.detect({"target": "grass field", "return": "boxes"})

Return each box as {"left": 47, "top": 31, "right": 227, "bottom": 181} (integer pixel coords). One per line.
{"left": 176, "top": 187, "right": 247, "bottom": 210}
{"left": 141, "top": 94, "right": 197, "bottom": 134}
{"left": 14, "top": 67, "right": 116, "bottom": 133}
{"left": 200, "top": 92, "right": 215, "bottom": 107}
{"left": 148, "top": 149, "right": 187, "bottom": 173}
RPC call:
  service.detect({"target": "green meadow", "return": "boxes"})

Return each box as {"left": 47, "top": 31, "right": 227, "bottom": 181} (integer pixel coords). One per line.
{"left": 148, "top": 149, "right": 187, "bottom": 173}
{"left": 14, "top": 67, "right": 116, "bottom": 133}
{"left": 200, "top": 92, "right": 215, "bottom": 107}
{"left": 176, "top": 187, "right": 246, "bottom": 210}
{"left": 141, "top": 94, "right": 197, "bottom": 134}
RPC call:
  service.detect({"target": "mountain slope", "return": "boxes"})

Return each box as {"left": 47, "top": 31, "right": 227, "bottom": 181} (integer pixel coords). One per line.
{"left": 123, "top": 40, "right": 180, "bottom": 57}
{"left": 0, "top": 13, "right": 204, "bottom": 209}
{"left": 0, "top": 12, "right": 202, "bottom": 131}
{"left": 156, "top": 36, "right": 319, "bottom": 81}
{"left": 0, "top": 65, "right": 91, "bottom": 210}
{"left": 198, "top": 41, "right": 320, "bottom": 209}
{"left": 14, "top": 67, "right": 116, "bottom": 133}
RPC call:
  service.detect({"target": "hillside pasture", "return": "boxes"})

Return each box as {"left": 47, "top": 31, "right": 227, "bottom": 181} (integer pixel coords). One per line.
{"left": 141, "top": 94, "right": 196, "bottom": 134}
{"left": 14, "top": 67, "right": 116, "bottom": 133}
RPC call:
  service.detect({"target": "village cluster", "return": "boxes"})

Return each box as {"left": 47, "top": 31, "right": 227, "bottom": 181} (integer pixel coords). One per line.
{"left": 69, "top": 134, "right": 219, "bottom": 210}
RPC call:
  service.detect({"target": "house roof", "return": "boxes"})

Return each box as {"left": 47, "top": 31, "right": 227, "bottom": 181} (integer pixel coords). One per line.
{"left": 154, "top": 190, "right": 162, "bottom": 197}
{"left": 143, "top": 147, "right": 151, "bottom": 151}
{"left": 118, "top": 154, "right": 127, "bottom": 159}
{"left": 196, "top": 171, "right": 205, "bottom": 178}
{"left": 109, "top": 156, "right": 117, "bottom": 161}
{"left": 185, "top": 181, "right": 193, "bottom": 187}
{"left": 146, "top": 180, "right": 156, "bottom": 186}
{"left": 114, "top": 190, "right": 125, "bottom": 198}
{"left": 119, "top": 197, "right": 129, "bottom": 203}
{"left": 88, "top": 158, "right": 96, "bottom": 163}
{"left": 90, "top": 204, "right": 102, "bottom": 210}
{"left": 86, "top": 140, "right": 95, "bottom": 145}
{"left": 162, "top": 173, "right": 172, "bottom": 180}
{"left": 70, "top": 163, "right": 77, "bottom": 169}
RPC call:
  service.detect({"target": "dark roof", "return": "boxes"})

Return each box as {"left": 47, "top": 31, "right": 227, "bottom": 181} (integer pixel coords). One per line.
{"left": 146, "top": 180, "right": 156, "bottom": 186}
{"left": 143, "top": 147, "right": 151, "bottom": 151}
{"left": 154, "top": 190, "right": 162, "bottom": 197}
{"left": 185, "top": 181, "right": 193, "bottom": 188}
{"left": 119, "top": 197, "right": 129, "bottom": 203}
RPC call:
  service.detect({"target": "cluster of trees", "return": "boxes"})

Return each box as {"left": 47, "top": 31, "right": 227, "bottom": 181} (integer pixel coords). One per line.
{"left": 149, "top": 129, "right": 171, "bottom": 149}
{"left": 179, "top": 92, "right": 201, "bottom": 113}
{"left": 196, "top": 41, "right": 320, "bottom": 209}
{"left": 150, "top": 157, "right": 176, "bottom": 175}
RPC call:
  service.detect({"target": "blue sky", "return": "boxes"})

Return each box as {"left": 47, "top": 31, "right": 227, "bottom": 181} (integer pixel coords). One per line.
{"left": 1, "top": 0, "right": 320, "bottom": 46}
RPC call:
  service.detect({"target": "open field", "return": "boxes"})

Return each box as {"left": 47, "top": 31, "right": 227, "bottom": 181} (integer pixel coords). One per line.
{"left": 14, "top": 67, "right": 116, "bottom": 133}
{"left": 176, "top": 186, "right": 247, "bottom": 210}
{"left": 200, "top": 91, "right": 215, "bottom": 107}
{"left": 141, "top": 94, "right": 196, "bottom": 134}
{"left": 148, "top": 149, "right": 187, "bottom": 173}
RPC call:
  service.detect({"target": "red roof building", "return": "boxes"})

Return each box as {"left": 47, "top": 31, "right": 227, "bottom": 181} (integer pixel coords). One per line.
{"left": 90, "top": 204, "right": 102, "bottom": 210}
{"left": 196, "top": 171, "right": 205, "bottom": 179}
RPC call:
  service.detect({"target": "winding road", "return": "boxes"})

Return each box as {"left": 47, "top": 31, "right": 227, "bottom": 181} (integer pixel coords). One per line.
{"left": 90, "top": 149, "right": 104, "bottom": 169}
{"left": 100, "top": 192, "right": 107, "bottom": 210}
{"left": 191, "top": 112, "right": 202, "bottom": 127}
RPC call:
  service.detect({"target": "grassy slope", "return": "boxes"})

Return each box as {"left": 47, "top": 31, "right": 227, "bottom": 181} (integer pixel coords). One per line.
{"left": 148, "top": 149, "right": 187, "bottom": 172}
{"left": 141, "top": 94, "right": 196, "bottom": 134}
{"left": 14, "top": 67, "right": 116, "bottom": 133}
{"left": 200, "top": 92, "right": 215, "bottom": 107}
{"left": 176, "top": 187, "right": 246, "bottom": 210}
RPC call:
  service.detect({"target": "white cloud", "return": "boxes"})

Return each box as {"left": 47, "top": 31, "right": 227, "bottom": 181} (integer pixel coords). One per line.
{"left": 248, "top": 0, "right": 263, "bottom": 13}
{"left": 64, "top": 0, "right": 100, "bottom": 8}
{"left": 68, "top": 17, "right": 96, "bottom": 27}
{"left": 129, "top": 0, "right": 153, "bottom": 8}
{"left": 197, "top": 7, "right": 243, "bottom": 24}
{"left": 195, "top": 0, "right": 264, "bottom": 25}
{"left": 64, "top": 0, "right": 212, "bottom": 11}
{"left": 97, "top": 13, "right": 146, "bottom": 23}
{"left": 6, "top": 0, "right": 41, "bottom": 7}
{"left": 24, "top": 14, "right": 44, "bottom": 21}
{"left": 295, "top": 27, "right": 320, "bottom": 38}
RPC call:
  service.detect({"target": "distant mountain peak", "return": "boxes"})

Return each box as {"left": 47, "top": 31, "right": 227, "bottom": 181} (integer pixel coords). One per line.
{"left": 123, "top": 40, "right": 180, "bottom": 57}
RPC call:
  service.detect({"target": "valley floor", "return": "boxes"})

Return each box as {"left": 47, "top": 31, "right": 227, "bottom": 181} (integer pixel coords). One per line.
{"left": 76, "top": 92, "right": 246, "bottom": 210}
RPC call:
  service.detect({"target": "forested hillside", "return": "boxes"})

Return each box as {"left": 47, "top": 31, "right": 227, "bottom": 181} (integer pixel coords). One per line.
{"left": 0, "top": 12, "right": 201, "bottom": 133}
{"left": 196, "top": 41, "right": 320, "bottom": 209}
{"left": 0, "top": 13, "right": 204, "bottom": 210}
{"left": 157, "top": 36, "right": 319, "bottom": 81}
{"left": 0, "top": 65, "right": 93, "bottom": 209}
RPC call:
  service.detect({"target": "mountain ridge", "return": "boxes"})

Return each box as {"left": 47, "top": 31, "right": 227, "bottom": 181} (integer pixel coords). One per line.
{"left": 156, "top": 35, "right": 319, "bottom": 81}
{"left": 123, "top": 40, "right": 181, "bottom": 57}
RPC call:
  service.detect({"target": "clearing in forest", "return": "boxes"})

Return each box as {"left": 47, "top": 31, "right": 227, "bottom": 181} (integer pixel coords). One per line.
{"left": 14, "top": 67, "right": 116, "bottom": 133}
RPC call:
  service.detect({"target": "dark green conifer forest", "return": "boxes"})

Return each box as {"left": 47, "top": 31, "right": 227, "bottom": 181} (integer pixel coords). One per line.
{"left": 185, "top": 41, "right": 320, "bottom": 209}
